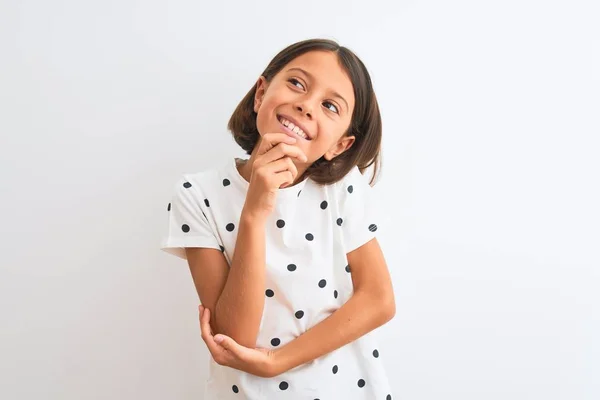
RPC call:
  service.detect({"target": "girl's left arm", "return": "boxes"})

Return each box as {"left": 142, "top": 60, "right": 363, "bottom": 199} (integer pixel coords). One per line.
{"left": 272, "top": 237, "right": 396, "bottom": 375}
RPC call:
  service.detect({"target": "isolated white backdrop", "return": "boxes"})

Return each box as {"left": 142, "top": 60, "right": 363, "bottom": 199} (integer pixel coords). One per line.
{"left": 1, "top": 0, "right": 598, "bottom": 399}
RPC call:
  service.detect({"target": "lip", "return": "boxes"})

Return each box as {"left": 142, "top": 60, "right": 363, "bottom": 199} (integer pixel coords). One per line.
{"left": 277, "top": 114, "right": 312, "bottom": 140}
{"left": 278, "top": 120, "right": 307, "bottom": 142}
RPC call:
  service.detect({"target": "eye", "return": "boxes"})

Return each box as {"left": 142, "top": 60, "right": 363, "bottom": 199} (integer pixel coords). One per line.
{"left": 323, "top": 101, "right": 339, "bottom": 114}
{"left": 288, "top": 78, "right": 340, "bottom": 115}
{"left": 288, "top": 78, "right": 304, "bottom": 90}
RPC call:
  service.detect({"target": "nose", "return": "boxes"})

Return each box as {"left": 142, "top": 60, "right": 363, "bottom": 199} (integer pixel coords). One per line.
{"left": 295, "top": 103, "right": 313, "bottom": 119}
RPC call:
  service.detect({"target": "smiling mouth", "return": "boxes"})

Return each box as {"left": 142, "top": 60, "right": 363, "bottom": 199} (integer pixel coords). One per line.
{"left": 277, "top": 115, "right": 311, "bottom": 141}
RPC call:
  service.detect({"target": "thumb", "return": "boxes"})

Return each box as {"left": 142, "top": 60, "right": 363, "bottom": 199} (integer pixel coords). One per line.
{"left": 214, "top": 334, "right": 239, "bottom": 352}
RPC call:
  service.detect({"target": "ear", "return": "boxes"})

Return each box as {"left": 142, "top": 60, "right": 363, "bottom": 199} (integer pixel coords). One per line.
{"left": 324, "top": 135, "right": 356, "bottom": 161}
{"left": 253, "top": 76, "right": 268, "bottom": 113}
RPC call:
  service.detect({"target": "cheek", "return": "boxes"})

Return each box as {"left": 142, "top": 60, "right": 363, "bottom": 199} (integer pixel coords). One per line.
{"left": 255, "top": 107, "right": 272, "bottom": 134}
{"left": 257, "top": 99, "right": 276, "bottom": 123}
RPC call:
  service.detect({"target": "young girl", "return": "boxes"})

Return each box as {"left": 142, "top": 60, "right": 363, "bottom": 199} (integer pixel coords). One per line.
{"left": 161, "top": 38, "right": 395, "bottom": 399}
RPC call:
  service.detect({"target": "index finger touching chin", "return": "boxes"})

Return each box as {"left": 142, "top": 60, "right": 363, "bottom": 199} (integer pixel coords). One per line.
{"left": 259, "top": 133, "right": 297, "bottom": 152}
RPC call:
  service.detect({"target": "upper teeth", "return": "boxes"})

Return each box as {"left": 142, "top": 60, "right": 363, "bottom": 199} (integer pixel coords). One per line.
{"left": 279, "top": 117, "right": 309, "bottom": 140}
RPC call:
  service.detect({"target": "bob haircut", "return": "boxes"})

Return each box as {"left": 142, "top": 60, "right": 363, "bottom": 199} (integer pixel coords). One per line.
{"left": 227, "top": 38, "right": 382, "bottom": 186}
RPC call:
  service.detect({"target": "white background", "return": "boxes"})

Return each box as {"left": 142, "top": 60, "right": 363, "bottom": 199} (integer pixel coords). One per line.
{"left": 1, "top": 0, "right": 598, "bottom": 399}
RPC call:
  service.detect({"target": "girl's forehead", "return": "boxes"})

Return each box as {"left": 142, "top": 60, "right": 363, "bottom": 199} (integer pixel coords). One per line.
{"left": 283, "top": 51, "right": 347, "bottom": 80}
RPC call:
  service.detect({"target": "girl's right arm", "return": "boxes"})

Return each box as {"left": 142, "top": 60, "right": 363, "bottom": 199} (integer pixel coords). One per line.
{"left": 185, "top": 214, "right": 265, "bottom": 349}
{"left": 186, "top": 133, "right": 307, "bottom": 349}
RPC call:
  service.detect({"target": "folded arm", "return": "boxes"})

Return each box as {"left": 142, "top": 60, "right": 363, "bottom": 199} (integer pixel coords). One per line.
{"left": 272, "top": 237, "right": 395, "bottom": 375}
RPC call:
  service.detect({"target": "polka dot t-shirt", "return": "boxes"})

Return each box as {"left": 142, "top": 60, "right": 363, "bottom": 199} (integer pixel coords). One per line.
{"left": 161, "top": 157, "right": 393, "bottom": 400}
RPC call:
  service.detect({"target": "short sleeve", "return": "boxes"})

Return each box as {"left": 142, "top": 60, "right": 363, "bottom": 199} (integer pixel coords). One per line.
{"left": 339, "top": 167, "right": 381, "bottom": 253}
{"left": 160, "top": 175, "right": 221, "bottom": 260}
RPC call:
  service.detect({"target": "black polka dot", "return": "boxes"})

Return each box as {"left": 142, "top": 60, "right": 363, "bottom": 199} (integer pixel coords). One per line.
{"left": 347, "top": 185, "right": 353, "bottom": 193}
{"left": 219, "top": 245, "right": 225, "bottom": 252}
{"left": 265, "top": 289, "right": 274, "bottom": 297}
{"left": 345, "top": 265, "right": 351, "bottom": 273}
{"left": 305, "top": 233, "right": 314, "bottom": 241}
{"left": 387, "top": 395, "right": 392, "bottom": 400}
{"left": 373, "top": 349, "right": 379, "bottom": 358}
{"left": 369, "top": 223, "right": 378, "bottom": 232}
{"left": 183, "top": 182, "right": 192, "bottom": 188}
{"left": 271, "top": 338, "right": 281, "bottom": 346}
{"left": 182, "top": 224, "right": 190, "bottom": 233}
{"left": 297, "top": 190, "right": 302, "bottom": 197}
{"left": 167, "top": 203, "right": 171, "bottom": 211}
{"left": 336, "top": 217, "right": 343, "bottom": 226}
{"left": 358, "top": 379, "right": 365, "bottom": 388}
{"left": 276, "top": 219, "right": 285, "bottom": 228}
{"left": 232, "top": 385, "right": 239, "bottom": 393}
{"left": 204, "top": 199, "right": 210, "bottom": 207}
{"left": 318, "top": 279, "right": 327, "bottom": 288}
{"left": 287, "top": 264, "right": 297, "bottom": 272}
{"left": 334, "top": 290, "right": 338, "bottom": 298}
{"left": 279, "top": 381, "right": 288, "bottom": 390}
{"left": 223, "top": 178, "right": 230, "bottom": 186}
{"left": 295, "top": 310, "right": 304, "bottom": 319}
{"left": 332, "top": 365, "right": 338, "bottom": 374}
{"left": 320, "top": 200, "right": 328, "bottom": 210}
{"left": 226, "top": 223, "right": 235, "bottom": 232}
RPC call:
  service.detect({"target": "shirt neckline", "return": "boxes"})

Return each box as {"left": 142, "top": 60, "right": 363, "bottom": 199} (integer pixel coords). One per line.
{"left": 231, "top": 157, "right": 308, "bottom": 200}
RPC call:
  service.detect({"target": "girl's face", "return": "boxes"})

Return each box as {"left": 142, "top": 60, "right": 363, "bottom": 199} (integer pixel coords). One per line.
{"left": 253, "top": 50, "right": 356, "bottom": 163}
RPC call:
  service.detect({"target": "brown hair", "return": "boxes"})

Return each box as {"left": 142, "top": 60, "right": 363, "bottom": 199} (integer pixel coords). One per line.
{"left": 227, "top": 38, "right": 382, "bottom": 186}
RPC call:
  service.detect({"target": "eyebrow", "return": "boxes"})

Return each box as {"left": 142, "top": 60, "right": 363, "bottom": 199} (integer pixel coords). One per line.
{"left": 286, "top": 67, "right": 349, "bottom": 112}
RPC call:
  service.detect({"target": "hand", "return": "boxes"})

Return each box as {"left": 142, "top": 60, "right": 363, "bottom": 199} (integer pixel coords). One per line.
{"left": 242, "top": 133, "right": 308, "bottom": 222}
{"left": 198, "top": 305, "right": 281, "bottom": 378}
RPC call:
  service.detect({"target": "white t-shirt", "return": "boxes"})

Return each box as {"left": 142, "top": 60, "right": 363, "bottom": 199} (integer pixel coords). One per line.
{"left": 161, "top": 157, "right": 393, "bottom": 400}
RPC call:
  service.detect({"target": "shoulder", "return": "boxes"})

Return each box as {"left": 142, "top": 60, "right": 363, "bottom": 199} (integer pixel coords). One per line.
{"left": 336, "top": 166, "right": 374, "bottom": 196}
{"left": 170, "top": 160, "right": 230, "bottom": 196}
{"left": 331, "top": 165, "right": 379, "bottom": 214}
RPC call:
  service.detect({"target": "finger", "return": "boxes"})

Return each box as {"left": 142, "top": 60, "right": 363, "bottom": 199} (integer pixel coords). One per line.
{"left": 202, "top": 309, "right": 226, "bottom": 354}
{"left": 259, "top": 158, "right": 298, "bottom": 189}
{"left": 258, "top": 142, "right": 307, "bottom": 165}
{"left": 199, "top": 308, "right": 228, "bottom": 360}
{"left": 262, "top": 132, "right": 299, "bottom": 147}
{"left": 200, "top": 307, "right": 214, "bottom": 342}
{"left": 256, "top": 133, "right": 298, "bottom": 157}
{"left": 277, "top": 170, "right": 296, "bottom": 189}
{"left": 261, "top": 156, "right": 298, "bottom": 176}
{"left": 214, "top": 334, "right": 249, "bottom": 363}
{"left": 214, "top": 334, "right": 238, "bottom": 352}
{"left": 254, "top": 154, "right": 302, "bottom": 187}
{"left": 275, "top": 159, "right": 297, "bottom": 188}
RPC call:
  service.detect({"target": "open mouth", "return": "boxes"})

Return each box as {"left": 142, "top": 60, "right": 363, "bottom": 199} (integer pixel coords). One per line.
{"left": 277, "top": 115, "right": 311, "bottom": 141}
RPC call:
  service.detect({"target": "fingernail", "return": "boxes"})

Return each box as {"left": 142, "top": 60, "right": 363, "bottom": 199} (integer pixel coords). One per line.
{"left": 214, "top": 335, "right": 223, "bottom": 343}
